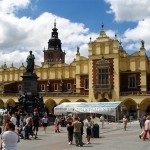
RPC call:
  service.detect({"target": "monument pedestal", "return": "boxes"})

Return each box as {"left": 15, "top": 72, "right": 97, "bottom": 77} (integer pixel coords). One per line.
{"left": 21, "top": 72, "right": 39, "bottom": 95}
{"left": 16, "top": 72, "right": 45, "bottom": 115}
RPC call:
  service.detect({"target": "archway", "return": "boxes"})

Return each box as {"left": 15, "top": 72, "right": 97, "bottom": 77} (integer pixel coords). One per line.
{"left": 76, "top": 99, "right": 87, "bottom": 102}
{"left": 122, "top": 98, "right": 137, "bottom": 119}
{"left": 45, "top": 99, "right": 57, "bottom": 113}
{"left": 59, "top": 99, "right": 70, "bottom": 104}
{"left": 140, "top": 98, "right": 150, "bottom": 116}
{"left": 98, "top": 98, "right": 109, "bottom": 102}
{"left": 146, "top": 105, "right": 150, "bottom": 114}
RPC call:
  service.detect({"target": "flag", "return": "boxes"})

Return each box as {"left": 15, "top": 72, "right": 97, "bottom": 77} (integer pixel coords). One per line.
{"left": 47, "top": 80, "right": 50, "bottom": 86}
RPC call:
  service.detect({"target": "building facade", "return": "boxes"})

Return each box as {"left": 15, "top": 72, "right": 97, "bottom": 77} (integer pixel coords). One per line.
{"left": 0, "top": 23, "right": 150, "bottom": 119}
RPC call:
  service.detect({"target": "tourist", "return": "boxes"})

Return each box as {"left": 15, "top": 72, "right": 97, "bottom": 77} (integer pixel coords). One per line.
{"left": 139, "top": 114, "right": 147, "bottom": 138}
{"left": 100, "top": 115, "right": 105, "bottom": 128}
{"left": 10, "top": 114, "right": 17, "bottom": 127}
{"left": 42, "top": 113, "right": 49, "bottom": 133}
{"left": 123, "top": 115, "right": 128, "bottom": 131}
{"left": 84, "top": 116, "right": 93, "bottom": 144}
{"left": 72, "top": 116, "right": 83, "bottom": 147}
{"left": 2, "top": 112, "right": 11, "bottom": 131}
{"left": 66, "top": 117, "right": 74, "bottom": 145}
{"left": 1, "top": 122, "right": 19, "bottom": 150}
{"left": 141, "top": 115, "right": 150, "bottom": 140}
{"left": 33, "top": 112, "right": 40, "bottom": 139}
{"left": 54, "top": 116, "right": 60, "bottom": 133}
{"left": 139, "top": 114, "right": 147, "bottom": 129}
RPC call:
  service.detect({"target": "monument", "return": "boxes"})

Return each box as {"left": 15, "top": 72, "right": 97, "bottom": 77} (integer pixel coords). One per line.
{"left": 17, "top": 51, "right": 45, "bottom": 115}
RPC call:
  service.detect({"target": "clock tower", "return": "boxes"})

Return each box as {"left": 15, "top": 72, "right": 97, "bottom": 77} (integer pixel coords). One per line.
{"left": 42, "top": 20, "right": 66, "bottom": 66}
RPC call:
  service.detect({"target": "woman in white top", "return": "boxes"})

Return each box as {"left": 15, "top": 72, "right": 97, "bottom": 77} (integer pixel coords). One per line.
{"left": 84, "top": 116, "right": 93, "bottom": 144}
{"left": 123, "top": 115, "right": 128, "bottom": 131}
{"left": 42, "top": 113, "right": 49, "bottom": 133}
{"left": 1, "top": 122, "right": 19, "bottom": 150}
{"left": 10, "top": 114, "right": 17, "bottom": 126}
{"left": 100, "top": 115, "right": 105, "bottom": 128}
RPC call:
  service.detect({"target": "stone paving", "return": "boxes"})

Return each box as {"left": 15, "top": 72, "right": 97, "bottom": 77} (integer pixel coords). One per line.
{"left": 1, "top": 121, "right": 150, "bottom": 150}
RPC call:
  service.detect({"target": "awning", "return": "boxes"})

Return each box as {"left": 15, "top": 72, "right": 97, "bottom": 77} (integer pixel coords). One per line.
{"left": 54, "top": 102, "right": 121, "bottom": 116}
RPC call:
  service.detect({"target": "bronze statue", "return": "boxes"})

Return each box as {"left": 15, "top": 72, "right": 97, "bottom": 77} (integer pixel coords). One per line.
{"left": 26, "top": 51, "right": 35, "bottom": 73}
{"left": 141, "top": 40, "right": 144, "bottom": 48}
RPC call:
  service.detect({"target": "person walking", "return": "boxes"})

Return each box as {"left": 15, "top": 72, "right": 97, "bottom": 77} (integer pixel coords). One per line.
{"left": 139, "top": 114, "right": 147, "bottom": 129}
{"left": 54, "top": 116, "right": 60, "bottom": 133}
{"left": 139, "top": 114, "right": 147, "bottom": 138}
{"left": 66, "top": 117, "right": 74, "bottom": 145}
{"left": 84, "top": 116, "right": 93, "bottom": 144}
{"left": 1, "top": 122, "right": 19, "bottom": 150}
{"left": 32, "top": 112, "right": 40, "bottom": 139}
{"left": 42, "top": 113, "right": 49, "bottom": 133}
{"left": 123, "top": 115, "right": 128, "bottom": 131}
{"left": 72, "top": 116, "right": 83, "bottom": 147}
{"left": 142, "top": 115, "right": 150, "bottom": 140}
{"left": 100, "top": 115, "right": 105, "bottom": 128}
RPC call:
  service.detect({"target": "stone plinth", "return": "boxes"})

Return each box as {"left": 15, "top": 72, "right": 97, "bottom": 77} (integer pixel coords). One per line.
{"left": 21, "top": 72, "right": 39, "bottom": 95}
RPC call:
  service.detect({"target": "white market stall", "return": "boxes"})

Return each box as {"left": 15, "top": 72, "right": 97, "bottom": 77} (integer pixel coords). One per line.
{"left": 54, "top": 101, "right": 121, "bottom": 116}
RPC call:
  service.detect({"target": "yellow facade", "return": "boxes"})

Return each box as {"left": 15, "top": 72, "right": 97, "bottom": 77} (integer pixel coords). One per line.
{"left": 0, "top": 26, "right": 150, "bottom": 119}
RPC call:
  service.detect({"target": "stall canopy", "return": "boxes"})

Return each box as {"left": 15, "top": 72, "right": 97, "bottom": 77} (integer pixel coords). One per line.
{"left": 54, "top": 101, "right": 121, "bottom": 116}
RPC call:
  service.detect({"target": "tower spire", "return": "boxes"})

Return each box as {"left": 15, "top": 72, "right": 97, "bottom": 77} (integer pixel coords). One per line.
{"left": 54, "top": 19, "right": 56, "bottom": 28}
{"left": 101, "top": 22, "right": 104, "bottom": 31}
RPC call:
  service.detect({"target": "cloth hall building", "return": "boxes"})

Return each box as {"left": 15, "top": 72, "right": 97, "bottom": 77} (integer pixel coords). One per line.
{"left": 0, "top": 22, "right": 150, "bottom": 119}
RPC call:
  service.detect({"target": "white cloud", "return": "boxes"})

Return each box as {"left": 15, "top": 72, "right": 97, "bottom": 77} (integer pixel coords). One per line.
{"left": 106, "top": 30, "right": 116, "bottom": 39}
{"left": 105, "top": 0, "right": 150, "bottom": 22}
{"left": 122, "top": 18, "right": 150, "bottom": 50}
{"left": 4, "top": 0, "right": 150, "bottom": 69}
{"left": 105, "top": 0, "right": 150, "bottom": 53}
{"left": 0, "top": 0, "right": 30, "bottom": 14}
{"left": 0, "top": 0, "right": 99, "bottom": 68}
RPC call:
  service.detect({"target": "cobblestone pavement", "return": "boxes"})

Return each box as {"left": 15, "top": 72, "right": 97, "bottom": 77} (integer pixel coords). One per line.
{"left": 1, "top": 121, "right": 150, "bottom": 150}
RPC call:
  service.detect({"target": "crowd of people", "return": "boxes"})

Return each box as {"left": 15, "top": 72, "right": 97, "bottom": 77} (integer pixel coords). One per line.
{"left": 0, "top": 111, "right": 150, "bottom": 149}
{"left": 54, "top": 114, "right": 102, "bottom": 146}
{"left": 0, "top": 109, "right": 50, "bottom": 150}
{"left": 0, "top": 111, "right": 103, "bottom": 149}
{"left": 139, "top": 114, "right": 150, "bottom": 141}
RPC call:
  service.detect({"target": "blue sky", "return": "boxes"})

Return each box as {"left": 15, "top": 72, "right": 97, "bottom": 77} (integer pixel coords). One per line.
{"left": 0, "top": 0, "right": 150, "bottom": 67}
{"left": 17, "top": 0, "right": 136, "bottom": 33}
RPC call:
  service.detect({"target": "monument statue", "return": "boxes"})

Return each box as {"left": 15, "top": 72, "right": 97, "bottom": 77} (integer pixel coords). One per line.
{"left": 26, "top": 51, "right": 35, "bottom": 73}
{"left": 7, "top": 50, "right": 46, "bottom": 116}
